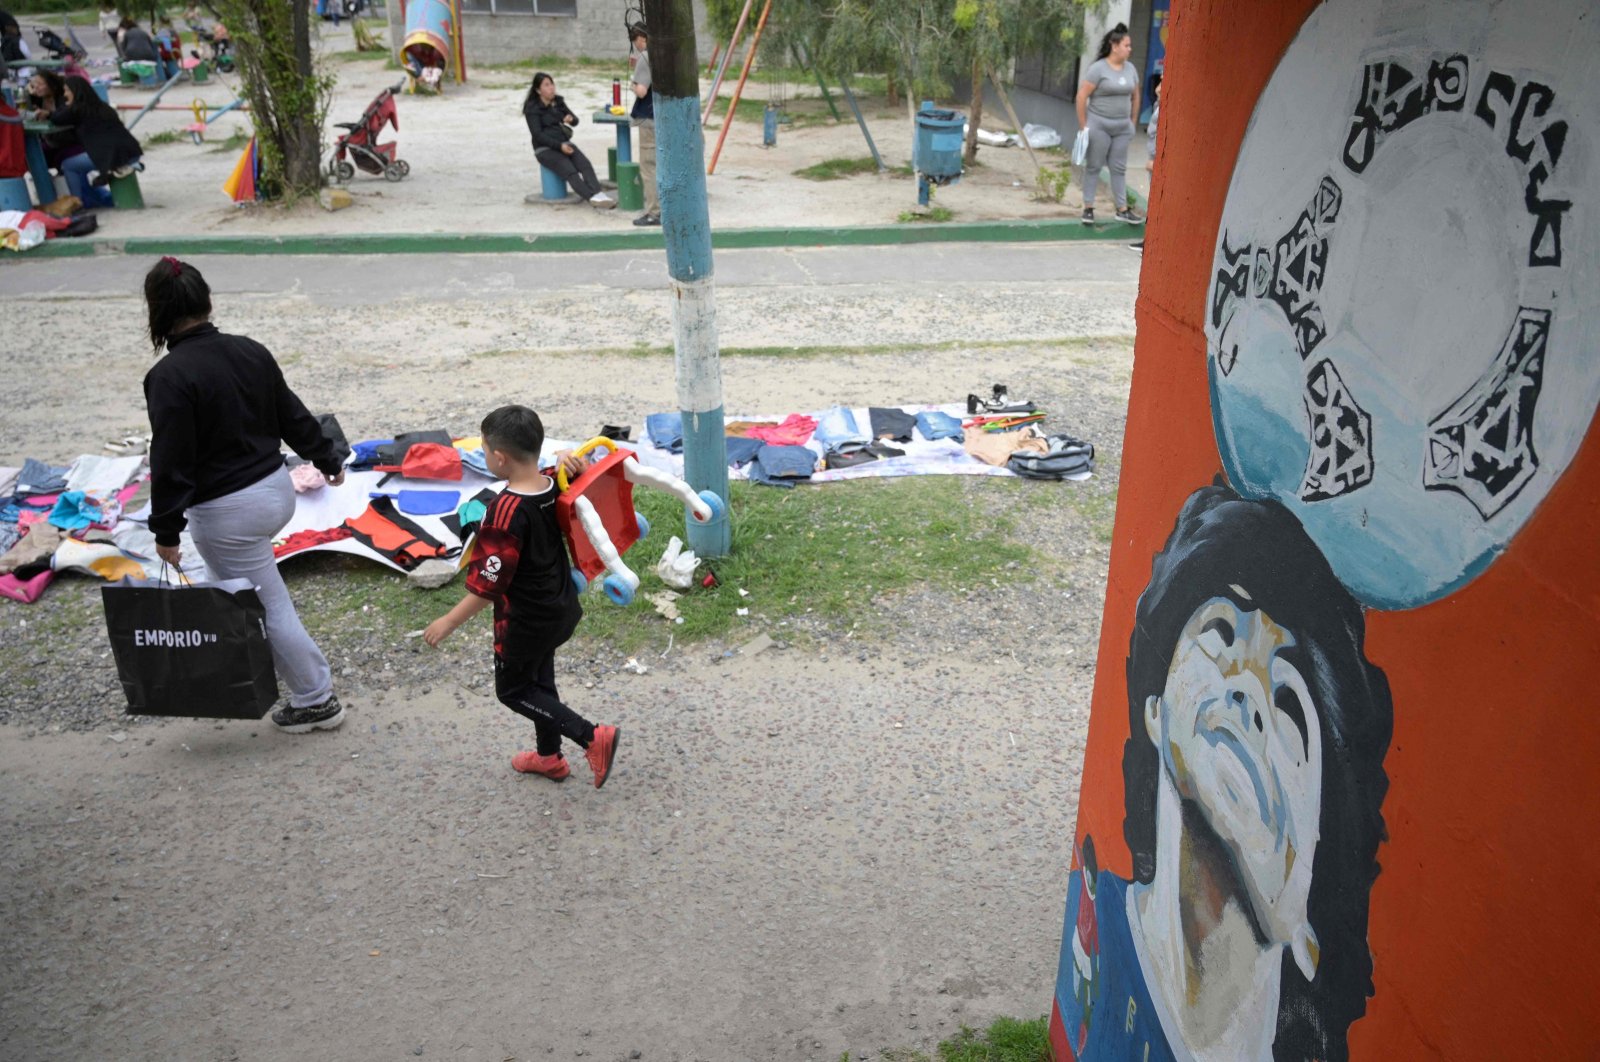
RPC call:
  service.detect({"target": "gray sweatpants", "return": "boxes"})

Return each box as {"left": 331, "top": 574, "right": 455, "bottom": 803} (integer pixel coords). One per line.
{"left": 1082, "top": 112, "right": 1134, "bottom": 212}
{"left": 187, "top": 465, "right": 333, "bottom": 709}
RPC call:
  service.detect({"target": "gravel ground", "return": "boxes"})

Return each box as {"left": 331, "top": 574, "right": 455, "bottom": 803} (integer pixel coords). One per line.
{"left": 0, "top": 246, "right": 1133, "bottom": 1059}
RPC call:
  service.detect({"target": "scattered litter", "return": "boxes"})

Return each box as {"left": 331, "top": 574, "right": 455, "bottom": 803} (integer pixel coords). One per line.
{"left": 739, "top": 633, "right": 774, "bottom": 657}
{"left": 655, "top": 536, "right": 700, "bottom": 589}
{"left": 622, "top": 657, "right": 650, "bottom": 675}
{"left": 405, "top": 629, "right": 424, "bottom": 639}
{"left": 107, "top": 731, "right": 126, "bottom": 743}
{"left": 737, "top": 588, "right": 750, "bottom": 598}
{"left": 1009, "top": 731, "right": 1017, "bottom": 747}
{"left": 893, "top": 721, "right": 904, "bottom": 729}
{"left": 647, "top": 591, "right": 681, "bottom": 621}
{"left": 369, "top": 949, "right": 382, "bottom": 957}
{"left": 735, "top": 607, "right": 749, "bottom": 617}
{"left": 659, "top": 633, "right": 674, "bottom": 658}
{"left": 1023, "top": 122, "right": 1061, "bottom": 148}
{"left": 475, "top": 872, "right": 506, "bottom": 879}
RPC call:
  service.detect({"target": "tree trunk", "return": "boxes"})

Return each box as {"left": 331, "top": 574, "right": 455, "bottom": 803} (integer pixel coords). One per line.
{"left": 886, "top": 70, "right": 898, "bottom": 107}
{"left": 283, "top": 0, "right": 322, "bottom": 196}
{"left": 963, "top": 55, "right": 984, "bottom": 165}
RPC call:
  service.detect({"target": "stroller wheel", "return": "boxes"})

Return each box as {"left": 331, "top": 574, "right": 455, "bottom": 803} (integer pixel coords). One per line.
{"left": 395, "top": 159, "right": 411, "bottom": 178}
{"left": 334, "top": 160, "right": 355, "bottom": 181}
{"left": 383, "top": 162, "right": 404, "bottom": 182}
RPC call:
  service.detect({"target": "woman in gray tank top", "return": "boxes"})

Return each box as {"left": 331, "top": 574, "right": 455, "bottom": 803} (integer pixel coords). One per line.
{"left": 1075, "top": 23, "right": 1144, "bottom": 226}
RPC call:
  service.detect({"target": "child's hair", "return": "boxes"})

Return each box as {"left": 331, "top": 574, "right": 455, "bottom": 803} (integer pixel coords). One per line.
{"left": 1096, "top": 22, "right": 1130, "bottom": 61}
{"left": 481, "top": 406, "right": 546, "bottom": 462}
{"left": 142, "top": 256, "right": 213, "bottom": 351}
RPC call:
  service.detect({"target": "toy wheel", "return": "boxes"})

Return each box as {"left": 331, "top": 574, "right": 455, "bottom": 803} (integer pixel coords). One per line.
{"left": 395, "top": 159, "right": 411, "bottom": 178}
{"left": 603, "top": 574, "right": 635, "bottom": 606}
{"left": 635, "top": 512, "right": 650, "bottom": 540}
{"left": 695, "top": 489, "right": 726, "bottom": 523}
{"left": 384, "top": 162, "right": 404, "bottom": 182}
{"left": 570, "top": 568, "right": 588, "bottom": 595}
{"left": 334, "top": 160, "right": 355, "bottom": 181}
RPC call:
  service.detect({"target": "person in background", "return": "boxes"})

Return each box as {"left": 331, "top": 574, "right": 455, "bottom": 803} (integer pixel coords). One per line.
{"left": 49, "top": 76, "right": 140, "bottom": 208}
{"left": 629, "top": 22, "right": 660, "bottom": 228}
{"left": 24, "top": 70, "right": 88, "bottom": 177}
{"left": 117, "top": 18, "right": 158, "bottom": 64}
{"left": 154, "top": 18, "right": 182, "bottom": 81}
{"left": 142, "top": 257, "right": 350, "bottom": 735}
{"left": 98, "top": 3, "right": 121, "bottom": 55}
{"left": 1075, "top": 22, "right": 1144, "bottom": 227}
{"left": 1132, "top": 72, "right": 1161, "bottom": 254}
{"left": 0, "top": 8, "right": 26, "bottom": 65}
{"left": 522, "top": 72, "right": 616, "bottom": 209}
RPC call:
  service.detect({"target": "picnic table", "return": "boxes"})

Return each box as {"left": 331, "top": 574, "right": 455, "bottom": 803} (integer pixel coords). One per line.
{"left": 591, "top": 108, "right": 633, "bottom": 166}
{"left": 21, "top": 119, "right": 68, "bottom": 206}
{"left": 5, "top": 59, "right": 66, "bottom": 72}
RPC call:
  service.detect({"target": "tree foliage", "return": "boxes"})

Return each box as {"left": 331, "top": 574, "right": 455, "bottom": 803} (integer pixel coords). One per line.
{"left": 212, "top": 0, "right": 332, "bottom": 201}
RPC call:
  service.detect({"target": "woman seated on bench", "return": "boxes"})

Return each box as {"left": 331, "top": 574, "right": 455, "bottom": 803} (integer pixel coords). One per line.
{"left": 48, "top": 76, "right": 142, "bottom": 209}
{"left": 522, "top": 72, "right": 615, "bottom": 210}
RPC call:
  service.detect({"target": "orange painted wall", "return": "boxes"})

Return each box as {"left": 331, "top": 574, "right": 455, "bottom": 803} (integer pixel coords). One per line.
{"left": 1070, "top": 0, "right": 1600, "bottom": 1057}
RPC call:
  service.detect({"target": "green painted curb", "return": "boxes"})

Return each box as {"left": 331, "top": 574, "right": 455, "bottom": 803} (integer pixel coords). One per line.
{"left": 14, "top": 218, "right": 1146, "bottom": 258}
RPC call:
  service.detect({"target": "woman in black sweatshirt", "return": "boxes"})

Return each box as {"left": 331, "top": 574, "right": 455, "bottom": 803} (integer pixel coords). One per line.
{"left": 50, "top": 75, "right": 141, "bottom": 208}
{"left": 522, "top": 72, "right": 615, "bottom": 209}
{"left": 142, "top": 257, "right": 348, "bottom": 734}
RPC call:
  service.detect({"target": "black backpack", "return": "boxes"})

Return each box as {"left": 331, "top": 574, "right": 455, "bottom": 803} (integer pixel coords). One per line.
{"left": 1007, "top": 435, "right": 1095, "bottom": 480}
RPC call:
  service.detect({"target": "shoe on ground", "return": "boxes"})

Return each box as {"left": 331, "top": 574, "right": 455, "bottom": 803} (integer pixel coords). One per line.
{"left": 111, "top": 164, "right": 136, "bottom": 179}
{"left": 1116, "top": 208, "right": 1146, "bottom": 225}
{"left": 272, "top": 694, "right": 346, "bottom": 734}
{"left": 632, "top": 212, "right": 660, "bottom": 227}
{"left": 589, "top": 192, "right": 617, "bottom": 209}
{"left": 585, "top": 725, "right": 620, "bottom": 789}
{"left": 1080, "top": 207, "right": 1095, "bottom": 226}
{"left": 511, "top": 750, "right": 570, "bottom": 780}
{"left": 523, "top": 192, "right": 544, "bottom": 205}
{"left": 1129, "top": 240, "right": 1145, "bottom": 252}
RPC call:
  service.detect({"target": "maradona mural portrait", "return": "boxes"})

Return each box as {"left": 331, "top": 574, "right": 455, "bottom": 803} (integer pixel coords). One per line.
{"left": 1052, "top": 0, "right": 1600, "bottom": 1058}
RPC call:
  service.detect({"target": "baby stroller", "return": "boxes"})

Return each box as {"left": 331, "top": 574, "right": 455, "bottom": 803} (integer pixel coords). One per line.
{"left": 327, "top": 83, "right": 409, "bottom": 183}
{"left": 186, "top": 22, "right": 235, "bottom": 73}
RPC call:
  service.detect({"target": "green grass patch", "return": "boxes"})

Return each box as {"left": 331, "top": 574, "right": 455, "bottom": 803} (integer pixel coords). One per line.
{"left": 206, "top": 128, "right": 251, "bottom": 154}
{"left": 142, "top": 129, "right": 185, "bottom": 147}
{"left": 877, "top": 1016, "right": 1051, "bottom": 1062}
{"left": 793, "top": 156, "right": 881, "bottom": 181}
{"left": 483, "top": 54, "right": 620, "bottom": 73}
{"left": 327, "top": 48, "right": 389, "bottom": 62}
{"left": 898, "top": 206, "right": 955, "bottom": 223}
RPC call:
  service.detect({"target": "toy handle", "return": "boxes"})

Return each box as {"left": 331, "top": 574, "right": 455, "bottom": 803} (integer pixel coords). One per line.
{"left": 556, "top": 436, "right": 619, "bottom": 492}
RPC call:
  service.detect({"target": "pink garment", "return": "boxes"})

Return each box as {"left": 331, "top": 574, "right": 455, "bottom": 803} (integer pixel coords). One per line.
{"left": 747, "top": 414, "right": 818, "bottom": 447}
{"left": 16, "top": 510, "right": 46, "bottom": 531}
{"left": 0, "top": 568, "right": 55, "bottom": 603}
{"left": 289, "top": 463, "right": 328, "bottom": 493}
{"left": 113, "top": 477, "right": 148, "bottom": 506}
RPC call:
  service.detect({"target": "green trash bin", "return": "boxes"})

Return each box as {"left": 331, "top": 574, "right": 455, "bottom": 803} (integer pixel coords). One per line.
{"left": 110, "top": 171, "right": 145, "bottom": 210}
{"left": 616, "top": 161, "right": 643, "bottom": 211}
{"left": 607, "top": 146, "right": 617, "bottom": 183}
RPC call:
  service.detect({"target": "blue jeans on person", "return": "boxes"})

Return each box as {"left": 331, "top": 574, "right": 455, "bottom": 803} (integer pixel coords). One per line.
{"left": 160, "top": 57, "right": 180, "bottom": 81}
{"left": 60, "top": 152, "right": 113, "bottom": 208}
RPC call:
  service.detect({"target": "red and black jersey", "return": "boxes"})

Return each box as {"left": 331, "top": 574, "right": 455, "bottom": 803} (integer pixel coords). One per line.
{"left": 466, "top": 482, "right": 582, "bottom": 658}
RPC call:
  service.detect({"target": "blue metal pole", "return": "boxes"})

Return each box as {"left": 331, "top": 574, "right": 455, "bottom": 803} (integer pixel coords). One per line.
{"left": 646, "top": 0, "right": 731, "bottom": 558}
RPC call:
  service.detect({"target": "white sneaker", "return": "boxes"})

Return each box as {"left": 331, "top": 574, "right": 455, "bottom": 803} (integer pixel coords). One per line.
{"left": 590, "top": 192, "right": 614, "bottom": 205}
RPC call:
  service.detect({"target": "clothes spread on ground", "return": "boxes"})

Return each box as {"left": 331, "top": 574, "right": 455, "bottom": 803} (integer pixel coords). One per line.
{"left": 915, "top": 410, "right": 964, "bottom": 442}
{"left": 341, "top": 495, "right": 457, "bottom": 570}
{"left": 645, "top": 412, "right": 684, "bottom": 454}
{"left": 746, "top": 445, "right": 817, "bottom": 488}
{"left": 964, "top": 425, "right": 1049, "bottom": 467}
{"left": 17, "top": 458, "right": 69, "bottom": 495}
{"left": 0, "top": 568, "right": 54, "bottom": 604}
{"left": 375, "top": 429, "right": 453, "bottom": 467}
{"left": 348, "top": 438, "right": 391, "bottom": 470}
{"left": 64, "top": 454, "right": 144, "bottom": 498}
{"left": 823, "top": 441, "right": 906, "bottom": 470}
{"left": 813, "top": 406, "right": 870, "bottom": 450}
{"left": 0, "top": 466, "right": 17, "bottom": 498}
{"left": 747, "top": 414, "right": 817, "bottom": 447}
{"left": 370, "top": 488, "right": 460, "bottom": 516}
{"left": 0, "top": 521, "right": 64, "bottom": 576}
{"left": 868, "top": 407, "right": 917, "bottom": 443}
{"left": 1007, "top": 435, "right": 1095, "bottom": 480}
{"left": 289, "top": 463, "right": 329, "bottom": 492}
{"left": 47, "top": 491, "right": 105, "bottom": 531}
{"left": 722, "top": 436, "right": 765, "bottom": 469}
{"left": 374, "top": 441, "right": 461, "bottom": 482}
{"left": 458, "top": 447, "right": 492, "bottom": 477}
{"left": 143, "top": 323, "right": 345, "bottom": 547}
{"left": 272, "top": 525, "right": 356, "bottom": 558}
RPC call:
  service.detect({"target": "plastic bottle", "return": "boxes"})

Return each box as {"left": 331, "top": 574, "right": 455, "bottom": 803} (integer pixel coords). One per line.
{"left": 612, "top": 78, "right": 621, "bottom": 107}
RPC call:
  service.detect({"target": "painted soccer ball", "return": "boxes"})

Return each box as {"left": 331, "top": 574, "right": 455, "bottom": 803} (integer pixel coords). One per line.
{"left": 1204, "top": 0, "right": 1599, "bottom": 609}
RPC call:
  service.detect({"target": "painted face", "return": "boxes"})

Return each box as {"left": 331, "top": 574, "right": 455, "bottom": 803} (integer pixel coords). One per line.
{"left": 1147, "top": 594, "right": 1322, "bottom": 969}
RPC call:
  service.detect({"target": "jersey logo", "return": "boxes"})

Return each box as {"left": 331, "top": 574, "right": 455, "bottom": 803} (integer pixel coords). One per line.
{"left": 481, "top": 554, "right": 502, "bottom": 582}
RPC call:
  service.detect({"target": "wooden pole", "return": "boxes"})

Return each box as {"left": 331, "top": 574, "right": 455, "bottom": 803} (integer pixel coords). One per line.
{"left": 701, "top": 0, "right": 755, "bottom": 126}
{"left": 987, "top": 67, "right": 1045, "bottom": 180}
{"left": 705, "top": 0, "right": 772, "bottom": 175}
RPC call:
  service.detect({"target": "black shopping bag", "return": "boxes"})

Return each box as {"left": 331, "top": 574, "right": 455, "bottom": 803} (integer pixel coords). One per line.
{"left": 101, "top": 577, "right": 279, "bottom": 719}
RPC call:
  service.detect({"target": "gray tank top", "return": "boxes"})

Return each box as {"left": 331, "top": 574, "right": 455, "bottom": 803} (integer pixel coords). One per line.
{"left": 1084, "top": 58, "right": 1138, "bottom": 121}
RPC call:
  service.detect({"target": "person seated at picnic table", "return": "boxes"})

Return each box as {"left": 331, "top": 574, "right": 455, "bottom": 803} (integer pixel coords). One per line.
{"left": 153, "top": 19, "right": 182, "bottom": 81}
{"left": 47, "top": 75, "right": 141, "bottom": 209}
{"left": 24, "top": 70, "right": 89, "bottom": 173}
{"left": 118, "top": 18, "right": 159, "bottom": 64}
{"left": 522, "top": 72, "right": 616, "bottom": 210}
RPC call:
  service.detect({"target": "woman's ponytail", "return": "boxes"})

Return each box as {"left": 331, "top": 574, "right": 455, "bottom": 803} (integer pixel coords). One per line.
{"left": 1097, "top": 22, "right": 1131, "bottom": 61}
{"left": 143, "top": 256, "right": 212, "bottom": 352}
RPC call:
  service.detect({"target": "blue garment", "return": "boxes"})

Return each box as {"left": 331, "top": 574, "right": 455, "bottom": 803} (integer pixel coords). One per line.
{"left": 1056, "top": 871, "right": 1178, "bottom": 1062}
{"left": 18, "top": 459, "right": 70, "bottom": 495}
{"left": 724, "top": 436, "right": 765, "bottom": 468}
{"left": 814, "top": 406, "right": 869, "bottom": 449}
{"left": 646, "top": 412, "right": 684, "bottom": 454}
{"left": 348, "top": 439, "right": 393, "bottom": 471}
{"left": 746, "top": 445, "right": 816, "bottom": 488}
{"left": 915, "top": 411, "right": 965, "bottom": 442}
{"left": 459, "top": 447, "right": 492, "bottom": 477}
{"left": 48, "top": 491, "right": 104, "bottom": 531}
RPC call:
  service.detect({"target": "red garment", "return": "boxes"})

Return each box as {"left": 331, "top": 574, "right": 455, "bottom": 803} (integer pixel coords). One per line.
{"left": 273, "top": 525, "right": 355, "bottom": 558}
{"left": 746, "top": 414, "right": 818, "bottom": 447}
{"left": 373, "top": 442, "right": 462, "bottom": 481}
{"left": 0, "top": 99, "right": 24, "bottom": 180}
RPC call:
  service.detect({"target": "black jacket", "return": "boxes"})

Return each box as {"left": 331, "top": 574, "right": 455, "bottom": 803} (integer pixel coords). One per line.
{"left": 523, "top": 93, "right": 579, "bottom": 152}
{"left": 143, "top": 323, "right": 343, "bottom": 547}
{"left": 48, "top": 99, "right": 141, "bottom": 173}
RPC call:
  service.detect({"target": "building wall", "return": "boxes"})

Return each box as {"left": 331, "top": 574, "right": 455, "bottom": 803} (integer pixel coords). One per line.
{"left": 1052, "top": 0, "right": 1600, "bottom": 1059}
{"left": 387, "top": 0, "right": 711, "bottom": 68}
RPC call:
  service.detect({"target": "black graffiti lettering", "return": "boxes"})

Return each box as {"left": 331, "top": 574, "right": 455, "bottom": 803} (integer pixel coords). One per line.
{"left": 1425, "top": 54, "right": 1469, "bottom": 111}
{"left": 1210, "top": 237, "right": 1252, "bottom": 330}
{"left": 1343, "top": 60, "right": 1428, "bottom": 174}
{"left": 1525, "top": 190, "right": 1569, "bottom": 268}
{"left": 1472, "top": 70, "right": 1517, "bottom": 132}
{"left": 1300, "top": 359, "right": 1374, "bottom": 502}
{"left": 1506, "top": 81, "right": 1560, "bottom": 164}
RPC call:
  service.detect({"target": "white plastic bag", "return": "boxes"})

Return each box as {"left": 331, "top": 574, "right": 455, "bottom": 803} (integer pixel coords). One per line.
{"left": 1023, "top": 123, "right": 1061, "bottom": 149}
{"left": 655, "top": 535, "right": 699, "bottom": 590}
{"left": 1071, "top": 127, "right": 1090, "bottom": 166}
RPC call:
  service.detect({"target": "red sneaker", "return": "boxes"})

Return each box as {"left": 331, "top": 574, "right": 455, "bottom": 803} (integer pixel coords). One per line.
{"left": 584, "top": 725, "right": 620, "bottom": 789}
{"left": 511, "top": 750, "right": 570, "bottom": 781}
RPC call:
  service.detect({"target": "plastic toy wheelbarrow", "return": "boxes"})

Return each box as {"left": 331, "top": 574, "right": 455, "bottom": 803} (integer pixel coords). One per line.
{"left": 555, "top": 436, "right": 726, "bottom": 606}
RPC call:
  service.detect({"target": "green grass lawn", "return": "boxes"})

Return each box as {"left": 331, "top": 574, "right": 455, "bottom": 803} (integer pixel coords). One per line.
{"left": 794, "top": 156, "right": 883, "bottom": 181}
{"left": 878, "top": 1016, "right": 1051, "bottom": 1062}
